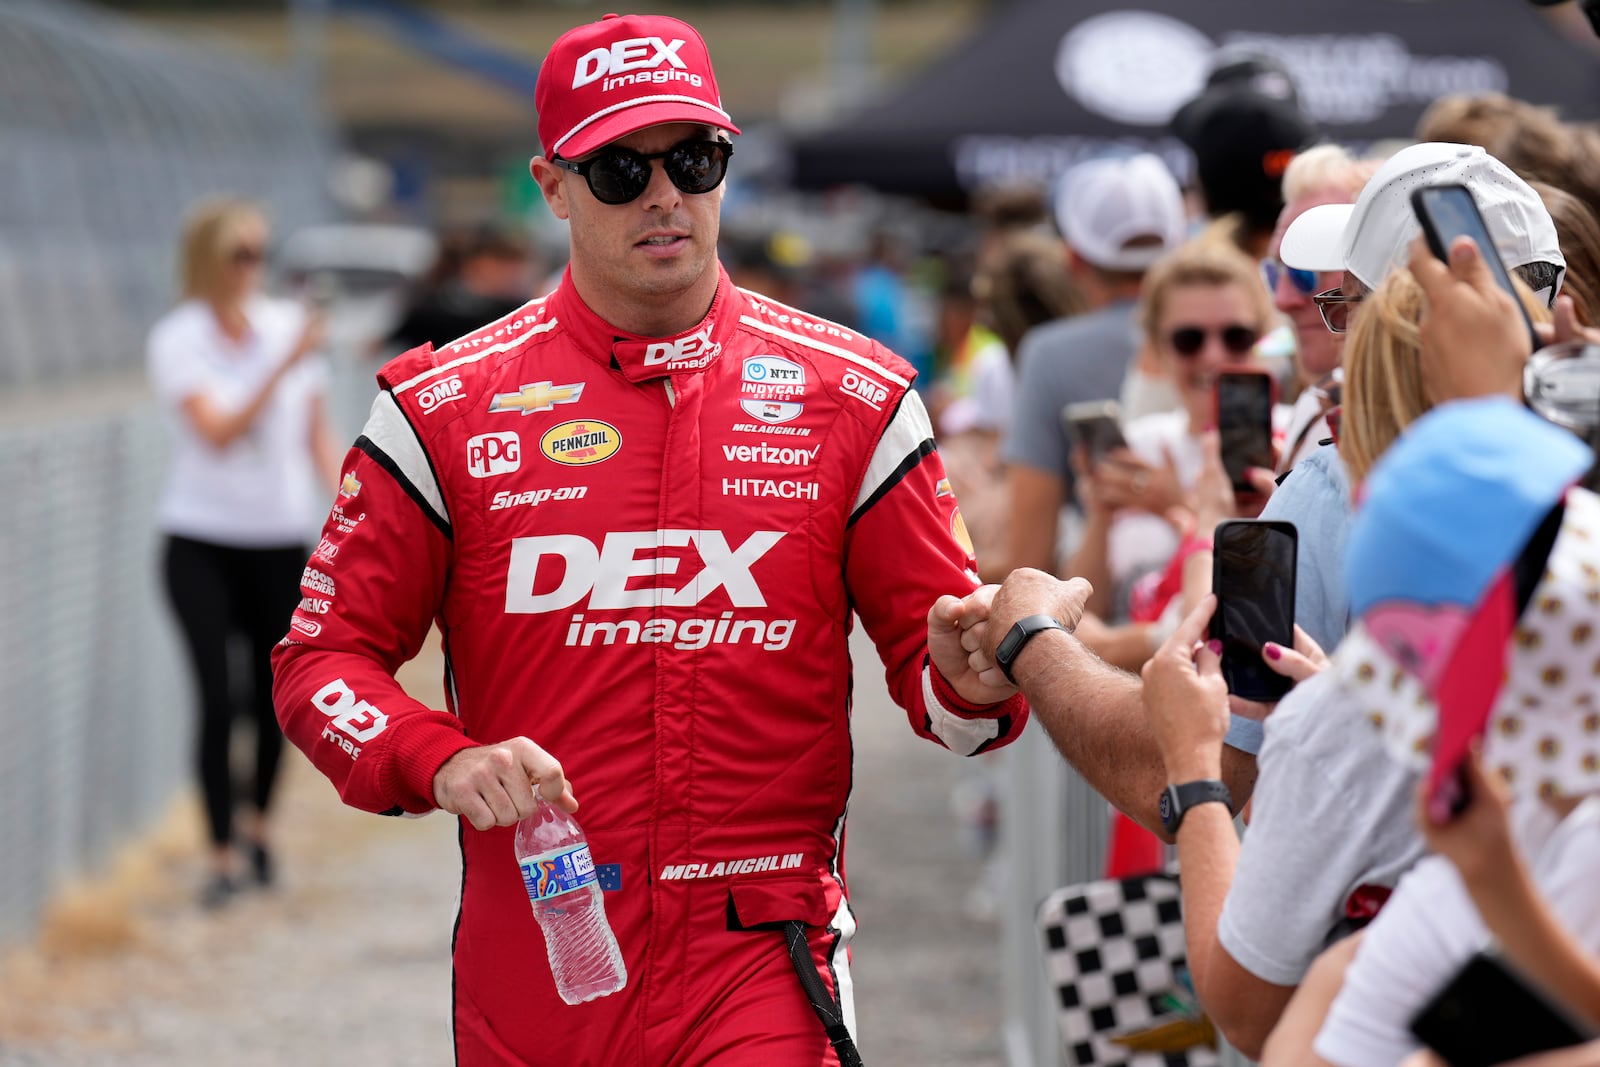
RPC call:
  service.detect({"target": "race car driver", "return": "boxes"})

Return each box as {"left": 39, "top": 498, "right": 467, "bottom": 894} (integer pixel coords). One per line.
{"left": 272, "top": 12, "right": 1030, "bottom": 1066}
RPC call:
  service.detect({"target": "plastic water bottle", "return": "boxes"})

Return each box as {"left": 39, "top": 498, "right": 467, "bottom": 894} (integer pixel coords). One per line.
{"left": 514, "top": 795, "right": 627, "bottom": 1005}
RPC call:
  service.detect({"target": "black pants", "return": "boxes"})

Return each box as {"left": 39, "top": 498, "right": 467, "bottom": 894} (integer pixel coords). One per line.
{"left": 163, "top": 535, "right": 306, "bottom": 848}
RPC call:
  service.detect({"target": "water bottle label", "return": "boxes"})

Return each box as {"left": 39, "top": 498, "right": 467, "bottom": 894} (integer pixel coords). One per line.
{"left": 519, "top": 844, "right": 599, "bottom": 901}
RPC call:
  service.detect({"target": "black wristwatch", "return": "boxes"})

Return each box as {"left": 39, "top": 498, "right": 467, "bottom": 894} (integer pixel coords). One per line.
{"left": 1158, "top": 779, "right": 1233, "bottom": 834}
{"left": 994, "top": 613, "right": 1067, "bottom": 684}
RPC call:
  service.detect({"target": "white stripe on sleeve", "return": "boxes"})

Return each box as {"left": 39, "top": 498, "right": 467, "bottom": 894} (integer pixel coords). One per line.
{"left": 852, "top": 390, "right": 935, "bottom": 514}
{"left": 921, "top": 665, "right": 1002, "bottom": 756}
{"left": 362, "top": 390, "right": 449, "bottom": 528}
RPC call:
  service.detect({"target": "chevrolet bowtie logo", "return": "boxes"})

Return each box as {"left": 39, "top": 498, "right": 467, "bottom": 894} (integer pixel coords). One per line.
{"left": 488, "top": 381, "right": 585, "bottom": 416}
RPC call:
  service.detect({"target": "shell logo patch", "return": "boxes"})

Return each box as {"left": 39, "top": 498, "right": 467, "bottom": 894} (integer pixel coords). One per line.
{"left": 540, "top": 420, "right": 621, "bottom": 466}
{"left": 952, "top": 509, "right": 975, "bottom": 558}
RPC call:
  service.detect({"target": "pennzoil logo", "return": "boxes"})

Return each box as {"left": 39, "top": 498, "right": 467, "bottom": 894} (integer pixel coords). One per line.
{"left": 489, "top": 380, "right": 585, "bottom": 416}
{"left": 541, "top": 420, "right": 621, "bottom": 466}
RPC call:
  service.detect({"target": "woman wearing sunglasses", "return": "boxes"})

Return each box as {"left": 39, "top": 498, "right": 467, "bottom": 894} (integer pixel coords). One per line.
{"left": 1065, "top": 236, "right": 1281, "bottom": 670}
{"left": 147, "top": 197, "right": 338, "bottom": 909}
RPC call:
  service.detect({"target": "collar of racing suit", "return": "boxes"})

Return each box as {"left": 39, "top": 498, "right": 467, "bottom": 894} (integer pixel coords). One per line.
{"left": 550, "top": 264, "right": 744, "bottom": 384}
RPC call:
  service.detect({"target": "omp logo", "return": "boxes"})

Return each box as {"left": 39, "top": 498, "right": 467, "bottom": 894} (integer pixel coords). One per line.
{"left": 467, "top": 432, "right": 521, "bottom": 478}
{"left": 299, "top": 597, "right": 331, "bottom": 615}
{"left": 741, "top": 355, "right": 805, "bottom": 400}
{"left": 572, "top": 36, "right": 702, "bottom": 93}
{"left": 311, "top": 679, "right": 388, "bottom": 758}
{"left": 658, "top": 853, "right": 805, "bottom": 880}
{"left": 488, "top": 381, "right": 584, "bottom": 416}
{"left": 721, "top": 443, "right": 819, "bottom": 466}
{"left": 506, "top": 529, "right": 783, "bottom": 611}
{"left": 418, "top": 375, "right": 466, "bottom": 412}
{"left": 490, "top": 486, "right": 589, "bottom": 511}
{"left": 840, "top": 370, "right": 889, "bottom": 411}
{"left": 541, "top": 420, "right": 621, "bottom": 466}
{"left": 644, "top": 327, "right": 720, "bottom": 371}
{"left": 739, "top": 400, "right": 803, "bottom": 424}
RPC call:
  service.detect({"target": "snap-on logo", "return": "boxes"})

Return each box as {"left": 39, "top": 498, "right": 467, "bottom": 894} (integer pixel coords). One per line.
{"left": 467, "top": 432, "right": 521, "bottom": 478}
{"left": 573, "top": 36, "right": 698, "bottom": 91}
{"left": 417, "top": 375, "right": 466, "bottom": 412}
{"left": 840, "top": 370, "right": 890, "bottom": 411}
{"left": 541, "top": 420, "right": 622, "bottom": 466}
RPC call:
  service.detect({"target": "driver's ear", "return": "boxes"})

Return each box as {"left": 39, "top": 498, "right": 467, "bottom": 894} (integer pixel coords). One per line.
{"left": 531, "top": 157, "right": 570, "bottom": 220}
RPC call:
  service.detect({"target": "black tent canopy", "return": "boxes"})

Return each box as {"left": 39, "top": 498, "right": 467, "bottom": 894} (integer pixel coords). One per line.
{"left": 790, "top": 0, "right": 1600, "bottom": 202}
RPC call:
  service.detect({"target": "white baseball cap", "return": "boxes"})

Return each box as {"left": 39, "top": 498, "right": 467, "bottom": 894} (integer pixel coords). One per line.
{"left": 1055, "top": 154, "right": 1187, "bottom": 273}
{"left": 1280, "top": 141, "right": 1564, "bottom": 296}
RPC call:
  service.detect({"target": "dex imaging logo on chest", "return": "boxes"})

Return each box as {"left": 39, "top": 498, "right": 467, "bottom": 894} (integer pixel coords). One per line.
{"left": 504, "top": 530, "right": 795, "bottom": 652}
{"left": 467, "top": 432, "right": 521, "bottom": 478}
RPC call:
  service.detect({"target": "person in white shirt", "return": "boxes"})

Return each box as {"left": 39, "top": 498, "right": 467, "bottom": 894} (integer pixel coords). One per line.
{"left": 149, "top": 198, "right": 339, "bottom": 908}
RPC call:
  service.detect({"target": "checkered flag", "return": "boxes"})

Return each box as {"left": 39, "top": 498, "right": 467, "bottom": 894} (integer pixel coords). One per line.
{"left": 1037, "top": 872, "right": 1219, "bottom": 1067}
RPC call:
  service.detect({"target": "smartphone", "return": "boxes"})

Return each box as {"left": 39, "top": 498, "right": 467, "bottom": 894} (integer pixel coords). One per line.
{"left": 1215, "top": 370, "right": 1277, "bottom": 495}
{"left": 1412, "top": 183, "right": 1542, "bottom": 353}
{"left": 1210, "top": 519, "right": 1297, "bottom": 702}
{"left": 1411, "top": 951, "right": 1594, "bottom": 1067}
{"left": 1061, "top": 399, "right": 1128, "bottom": 463}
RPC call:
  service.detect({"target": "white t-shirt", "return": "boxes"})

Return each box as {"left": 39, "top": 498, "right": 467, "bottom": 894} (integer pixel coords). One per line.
{"left": 148, "top": 297, "right": 327, "bottom": 546}
{"left": 1313, "top": 795, "right": 1600, "bottom": 1067}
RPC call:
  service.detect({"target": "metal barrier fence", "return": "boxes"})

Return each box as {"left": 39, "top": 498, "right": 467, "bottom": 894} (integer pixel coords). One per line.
{"left": 0, "top": 0, "right": 334, "bottom": 951}
{"left": 0, "top": 0, "right": 334, "bottom": 390}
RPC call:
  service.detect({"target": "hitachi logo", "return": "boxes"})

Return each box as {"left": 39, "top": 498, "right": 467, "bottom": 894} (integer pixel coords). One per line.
{"left": 659, "top": 853, "right": 805, "bottom": 880}
{"left": 722, "top": 478, "right": 818, "bottom": 500}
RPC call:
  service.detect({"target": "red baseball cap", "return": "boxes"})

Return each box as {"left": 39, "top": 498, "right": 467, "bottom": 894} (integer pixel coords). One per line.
{"left": 536, "top": 13, "right": 740, "bottom": 161}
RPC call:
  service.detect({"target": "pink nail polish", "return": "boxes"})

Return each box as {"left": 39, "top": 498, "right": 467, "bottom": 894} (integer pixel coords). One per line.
{"left": 1207, "top": 639, "right": 1223, "bottom": 655}
{"left": 1263, "top": 643, "right": 1281, "bottom": 660}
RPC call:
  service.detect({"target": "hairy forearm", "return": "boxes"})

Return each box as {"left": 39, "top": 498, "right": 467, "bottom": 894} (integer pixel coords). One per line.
{"left": 1012, "top": 629, "right": 1257, "bottom": 836}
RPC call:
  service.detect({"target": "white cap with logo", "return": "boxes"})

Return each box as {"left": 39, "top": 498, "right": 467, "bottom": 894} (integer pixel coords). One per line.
{"left": 1055, "top": 154, "right": 1188, "bottom": 273}
{"left": 1280, "top": 141, "right": 1564, "bottom": 296}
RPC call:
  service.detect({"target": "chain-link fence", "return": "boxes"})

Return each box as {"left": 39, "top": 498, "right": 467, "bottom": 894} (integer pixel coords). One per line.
{"left": 0, "top": 0, "right": 335, "bottom": 951}
{"left": 0, "top": 0, "right": 334, "bottom": 389}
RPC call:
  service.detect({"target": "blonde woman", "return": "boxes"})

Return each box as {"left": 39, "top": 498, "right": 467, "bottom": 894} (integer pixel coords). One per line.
{"left": 149, "top": 198, "right": 339, "bottom": 907}
{"left": 1067, "top": 237, "right": 1282, "bottom": 668}
{"left": 1340, "top": 268, "right": 1550, "bottom": 485}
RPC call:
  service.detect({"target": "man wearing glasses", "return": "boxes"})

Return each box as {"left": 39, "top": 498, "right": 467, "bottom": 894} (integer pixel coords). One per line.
{"left": 272, "top": 12, "right": 1027, "bottom": 1066}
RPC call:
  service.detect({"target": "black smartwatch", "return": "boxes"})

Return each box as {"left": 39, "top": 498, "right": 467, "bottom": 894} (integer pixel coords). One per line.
{"left": 993, "top": 613, "right": 1066, "bottom": 684}
{"left": 1158, "top": 779, "right": 1233, "bottom": 834}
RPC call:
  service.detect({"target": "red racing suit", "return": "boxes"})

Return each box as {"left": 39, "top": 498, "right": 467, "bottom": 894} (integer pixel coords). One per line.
{"left": 272, "top": 266, "right": 1028, "bottom": 1066}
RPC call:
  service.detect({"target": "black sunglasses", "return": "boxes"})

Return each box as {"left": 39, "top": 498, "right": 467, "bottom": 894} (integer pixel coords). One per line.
{"left": 554, "top": 139, "right": 733, "bottom": 206}
{"left": 1169, "top": 324, "right": 1259, "bottom": 357}
{"left": 231, "top": 245, "right": 265, "bottom": 266}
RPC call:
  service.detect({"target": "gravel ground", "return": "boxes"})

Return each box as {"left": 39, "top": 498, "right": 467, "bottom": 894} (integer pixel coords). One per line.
{"left": 0, "top": 631, "right": 1002, "bottom": 1065}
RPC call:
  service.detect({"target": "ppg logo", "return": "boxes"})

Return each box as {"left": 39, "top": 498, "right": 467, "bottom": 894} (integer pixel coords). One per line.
{"left": 467, "top": 432, "right": 521, "bottom": 479}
